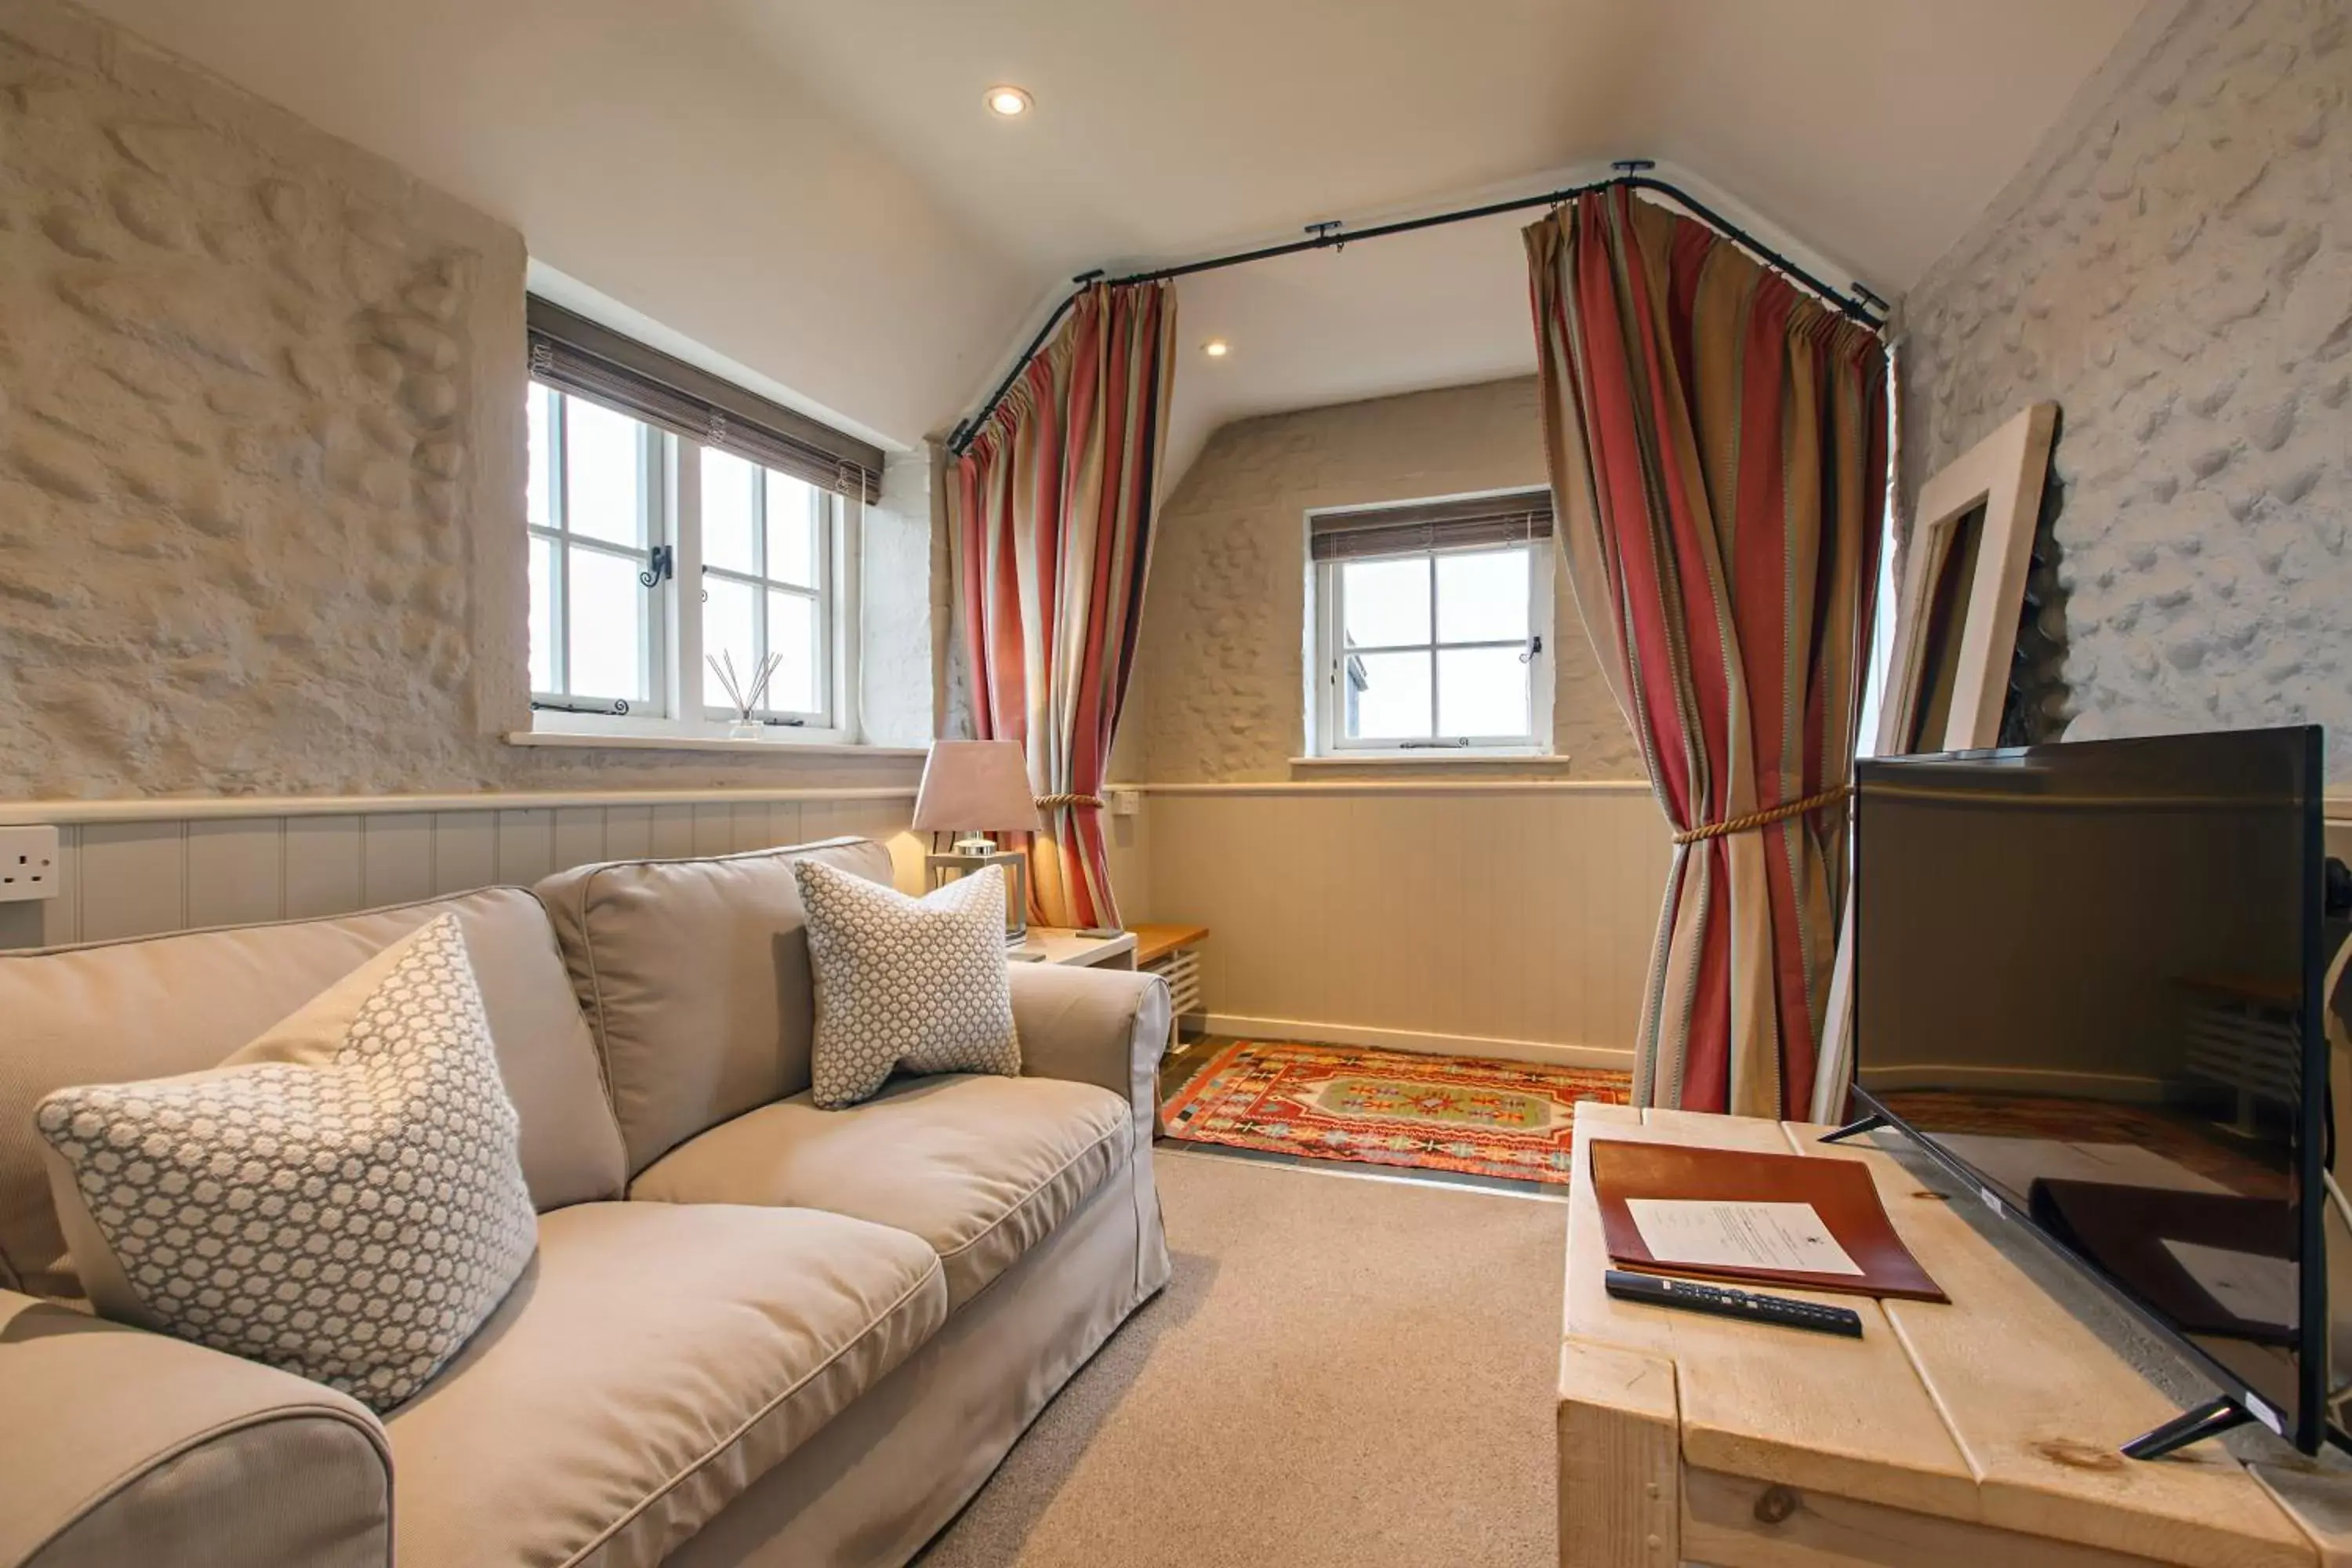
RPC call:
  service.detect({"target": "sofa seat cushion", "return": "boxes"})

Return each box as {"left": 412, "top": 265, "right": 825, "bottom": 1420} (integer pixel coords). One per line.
{"left": 384, "top": 1201, "right": 946, "bottom": 1568}
{"left": 631, "top": 1074, "right": 1131, "bottom": 1309}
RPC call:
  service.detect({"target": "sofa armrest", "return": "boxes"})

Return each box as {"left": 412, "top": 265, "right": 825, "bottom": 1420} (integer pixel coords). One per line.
{"left": 1007, "top": 964, "right": 1171, "bottom": 1142}
{"left": 0, "top": 1291, "right": 392, "bottom": 1568}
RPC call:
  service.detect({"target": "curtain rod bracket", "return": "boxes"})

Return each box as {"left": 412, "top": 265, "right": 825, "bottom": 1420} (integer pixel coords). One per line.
{"left": 1611, "top": 158, "right": 1657, "bottom": 173}
{"left": 1850, "top": 282, "right": 1891, "bottom": 315}
{"left": 1305, "top": 220, "right": 1345, "bottom": 252}
{"left": 1071, "top": 267, "right": 1106, "bottom": 286}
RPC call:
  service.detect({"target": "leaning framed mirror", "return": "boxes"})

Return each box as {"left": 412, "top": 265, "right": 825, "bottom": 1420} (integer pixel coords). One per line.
{"left": 1810, "top": 401, "right": 2059, "bottom": 1122}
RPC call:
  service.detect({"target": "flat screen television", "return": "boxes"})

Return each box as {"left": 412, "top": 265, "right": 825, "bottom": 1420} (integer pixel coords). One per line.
{"left": 1849, "top": 725, "right": 2340, "bottom": 1457}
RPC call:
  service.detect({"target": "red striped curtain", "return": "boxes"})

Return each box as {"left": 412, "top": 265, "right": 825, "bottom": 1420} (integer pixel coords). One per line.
{"left": 1525, "top": 190, "right": 1887, "bottom": 1118}
{"left": 947, "top": 281, "right": 1177, "bottom": 927}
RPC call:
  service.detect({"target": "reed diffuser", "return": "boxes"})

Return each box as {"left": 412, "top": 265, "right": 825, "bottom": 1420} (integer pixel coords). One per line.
{"left": 707, "top": 649, "right": 783, "bottom": 739}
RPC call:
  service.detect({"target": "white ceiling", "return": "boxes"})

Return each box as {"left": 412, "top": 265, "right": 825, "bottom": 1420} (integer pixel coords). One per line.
{"left": 82, "top": 0, "right": 2144, "bottom": 460}
{"left": 1160, "top": 208, "right": 1544, "bottom": 483}
{"left": 751, "top": 0, "right": 2143, "bottom": 290}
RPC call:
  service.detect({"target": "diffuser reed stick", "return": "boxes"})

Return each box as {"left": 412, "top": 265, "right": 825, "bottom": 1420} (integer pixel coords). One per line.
{"left": 708, "top": 649, "right": 784, "bottom": 726}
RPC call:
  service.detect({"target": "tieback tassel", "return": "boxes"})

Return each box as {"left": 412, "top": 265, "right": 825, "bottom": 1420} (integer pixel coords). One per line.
{"left": 1672, "top": 784, "right": 1853, "bottom": 846}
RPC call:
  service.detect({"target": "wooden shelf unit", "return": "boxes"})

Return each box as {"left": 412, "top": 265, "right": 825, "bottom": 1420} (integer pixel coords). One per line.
{"left": 1128, "top": 923, "right": 1208, "bottom": 1029}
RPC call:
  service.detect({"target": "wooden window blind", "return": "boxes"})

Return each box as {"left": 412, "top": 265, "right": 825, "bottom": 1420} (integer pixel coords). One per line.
{"left": 1308, "top": 489, "right": 1555, "bottom": 561}
{"left": 527, "top": 296, "right": 886, "bottom": 503}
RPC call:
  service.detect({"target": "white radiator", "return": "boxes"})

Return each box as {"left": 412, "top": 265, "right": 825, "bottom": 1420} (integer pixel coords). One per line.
{"left": 1142, "top": 945, "right": 1203, "bottom": 1023}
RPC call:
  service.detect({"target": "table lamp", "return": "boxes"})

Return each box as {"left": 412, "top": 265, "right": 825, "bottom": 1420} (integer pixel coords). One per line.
{"left": 913, "top": 740, "right": 1043, "bottom": 943}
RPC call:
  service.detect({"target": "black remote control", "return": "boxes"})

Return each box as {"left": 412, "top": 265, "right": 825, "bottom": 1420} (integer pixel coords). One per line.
{"left": 1604, "top": 1269, "right": 1863, "bottom": 1338}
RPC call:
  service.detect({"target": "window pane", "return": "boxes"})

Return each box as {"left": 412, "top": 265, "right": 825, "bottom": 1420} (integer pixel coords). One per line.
{"left": 566, "top": 546, "right": 644, "bottom": 701}
{"left": 1341, "top": 557, "right": 1430, "bottom": 648}
{"left": 1345, "top": 650, "right": 1431, "bottom": 740}
{"left": 1438, "top": 646, "right": 1531, "bottom": 738}
{"left": 703, "top": 575, "right": 757, "bottom": 710}
{"left": 768, "top": 590, "right": 821, "bottom": 713}
{"left": 701, "top": 448, "right": 759, "bottom": 573}
{"left": 526, "top": 384, "right": 554, "bottom": 529}
{"left": 1436, "top": 547, "right": 1530, "bottom": 644}
{"left": 765, "top": 472, "right": 820, "bottom": 588}
{"left": 563, "top": 396, "right": 646, "bottom": 546}
{"left": 528, "top": 535, "right": 556, "bottom": 693}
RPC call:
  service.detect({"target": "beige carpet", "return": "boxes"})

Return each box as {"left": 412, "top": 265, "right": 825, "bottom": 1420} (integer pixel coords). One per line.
{"left": 916, "top": 1149, "right": 1564, "bottom": 1567}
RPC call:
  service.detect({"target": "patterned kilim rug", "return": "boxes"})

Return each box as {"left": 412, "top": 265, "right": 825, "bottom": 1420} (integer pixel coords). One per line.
{"left": 1161, "top": 1040, "right": 1631, "bottom": 1185}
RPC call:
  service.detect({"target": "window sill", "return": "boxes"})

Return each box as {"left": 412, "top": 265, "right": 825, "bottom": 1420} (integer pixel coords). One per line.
{"left": 505, "top": 730, "right": 927, "bottom": 760}
{"left": 1290, "top": 752, "right": 1571, "bottom": 772}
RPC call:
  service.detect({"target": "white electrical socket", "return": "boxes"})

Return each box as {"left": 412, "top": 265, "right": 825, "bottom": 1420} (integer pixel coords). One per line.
{"left": 0, "top": 826, "right": 60, "bottom": 902}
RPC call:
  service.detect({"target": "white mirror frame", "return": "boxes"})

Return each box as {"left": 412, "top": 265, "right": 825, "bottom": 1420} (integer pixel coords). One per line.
{"left": 1808, "top": 401, "right": 2059, "bottom": 1123}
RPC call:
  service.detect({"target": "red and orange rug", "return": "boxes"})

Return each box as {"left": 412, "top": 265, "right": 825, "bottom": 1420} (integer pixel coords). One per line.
{"left": 1161, "top": 1040, "right": 1630, "bottom": 1185}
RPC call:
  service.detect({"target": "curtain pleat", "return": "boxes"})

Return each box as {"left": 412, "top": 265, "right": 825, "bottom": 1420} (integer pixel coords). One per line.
{"left": 1526, "top": 189, "right": 1887, "bottom": 1118}
{"left": 947, "top": 281, "right": 1178, "bottom": 927}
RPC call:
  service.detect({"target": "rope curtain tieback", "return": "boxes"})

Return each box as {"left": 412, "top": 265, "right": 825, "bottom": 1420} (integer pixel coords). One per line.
{"left": 1033, "top": 793, "right": 1105, "bottom": 811}
{"left": 1671, "top": 784, "right": 1853, "bottom": 847}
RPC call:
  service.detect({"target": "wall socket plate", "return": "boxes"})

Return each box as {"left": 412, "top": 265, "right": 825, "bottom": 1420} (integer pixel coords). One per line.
{"left": 0, "top": 826, "right": 60, "bottom": 902}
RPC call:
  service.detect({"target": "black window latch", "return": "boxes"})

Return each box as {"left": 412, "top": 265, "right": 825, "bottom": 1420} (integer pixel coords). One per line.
{"left": 639, "top": 545, "right": 675, "bottom": 588}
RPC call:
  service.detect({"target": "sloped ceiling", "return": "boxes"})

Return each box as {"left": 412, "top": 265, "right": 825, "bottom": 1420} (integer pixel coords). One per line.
{"left": 754, "top": 0, "right": 2143, "bottom": 291}
{"left": 80, "top": 0, "right": 2143, "bottom": 456}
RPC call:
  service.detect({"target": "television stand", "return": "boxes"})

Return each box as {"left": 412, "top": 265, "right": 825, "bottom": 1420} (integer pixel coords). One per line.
{"left": 2122, "top": 1396, "right": 2259, "bottom": 1461}
{"left": 1559, "top": 1104, "right": 2345, "bottom": 1568}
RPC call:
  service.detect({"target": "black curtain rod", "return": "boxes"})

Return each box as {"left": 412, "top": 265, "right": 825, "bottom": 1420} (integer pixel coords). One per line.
{"left": 947, "top": 165, "right": 1886, "bottom": 456}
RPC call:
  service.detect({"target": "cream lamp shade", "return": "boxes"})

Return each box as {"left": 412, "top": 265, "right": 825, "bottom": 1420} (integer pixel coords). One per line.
{"left": 913, "top": 741, "right": 1043, "bottom": 838}
{"left": 915, "top": 741, "right": 1040, "bottom": 943}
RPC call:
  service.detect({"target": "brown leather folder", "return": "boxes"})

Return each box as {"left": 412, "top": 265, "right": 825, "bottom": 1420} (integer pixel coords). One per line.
{"left": 1589, "top": 1139, "right": 1947, "bottom": 1302}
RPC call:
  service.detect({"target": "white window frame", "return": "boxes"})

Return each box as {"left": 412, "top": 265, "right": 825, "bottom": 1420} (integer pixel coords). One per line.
{"left": 1311, "top": 539, "right": 1555, "bottom": 757}
{"left": 527, "top": 383, "right": 862, "bottom": 746}
{"left": 695, "top": 455, "right": 837, "bottom": 728}
{"left": 528, "top": 394, "right": 669, "bottom": 716}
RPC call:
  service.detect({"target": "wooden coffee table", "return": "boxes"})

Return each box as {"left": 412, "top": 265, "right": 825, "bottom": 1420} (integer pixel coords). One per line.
{"left": 1558, "top": 1102, "right": 2349, "bottom": 1568}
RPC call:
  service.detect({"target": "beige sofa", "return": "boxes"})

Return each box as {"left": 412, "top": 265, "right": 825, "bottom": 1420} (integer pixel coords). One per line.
{"left": 0, "top": 837, "right": 1173, "bottom": 1568}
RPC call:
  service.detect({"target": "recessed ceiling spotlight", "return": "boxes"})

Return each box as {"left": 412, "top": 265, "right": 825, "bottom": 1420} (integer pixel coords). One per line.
{"left": 1202, "top": 339, "right": 1231, "bottom": 358}
{"left": 985, "top": 85, "right": 1033, "bottom": 118}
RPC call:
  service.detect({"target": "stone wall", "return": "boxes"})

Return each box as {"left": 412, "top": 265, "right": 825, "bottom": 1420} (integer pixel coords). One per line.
{"left": 1900, "top": 0, "right": 2352, "bottom": 780}
{"left": 1116, "top": 376, "right": 1640, "bottom": 782}
{"left": 0, "top": 0, "right": 918, "bottom": 799}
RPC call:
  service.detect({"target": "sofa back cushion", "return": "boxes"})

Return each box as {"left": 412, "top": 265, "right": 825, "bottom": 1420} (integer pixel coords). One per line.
{"left": 533, "top": 837, "right": 896, "bottom": 1175}
{"left": 0, "top": 888, "right": 628, "bottom": 1296}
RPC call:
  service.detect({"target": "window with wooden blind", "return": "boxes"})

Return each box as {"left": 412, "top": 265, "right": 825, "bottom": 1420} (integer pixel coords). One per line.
{"left": 1308, "top": 490, "right": 1556, "bottom": 754}
{"left": 523, "top": 298, "right": 882, "bottom": 743}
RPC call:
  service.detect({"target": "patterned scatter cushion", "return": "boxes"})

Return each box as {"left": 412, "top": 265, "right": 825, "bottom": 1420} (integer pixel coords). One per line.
{"left": 34, "top": 914, "right": 538, "bottom": 1412}
{"left": 793, "top": 858, "right": 1021, "bottom": 1109}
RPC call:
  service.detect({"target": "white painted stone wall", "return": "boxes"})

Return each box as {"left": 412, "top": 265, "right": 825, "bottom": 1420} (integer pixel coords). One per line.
{"left": 1116, "top": 376, "right": 1640, "bottom": 782}
{"left": 0, "top": 0, "right": 918, "bottom": 797}
{"left": 1900, "top": 0, "right": 2352, "bottom": 780}
{"left": 858, "top": 444, "right": 938, "bottom": 748}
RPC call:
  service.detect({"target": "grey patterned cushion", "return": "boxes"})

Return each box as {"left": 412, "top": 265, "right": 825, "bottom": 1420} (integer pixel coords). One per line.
{"left": 34, "top": 914, "right": 538, "bottom": 1412}
{"left": 794, "top": 859, "right": 1021, "bottom": 1109}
